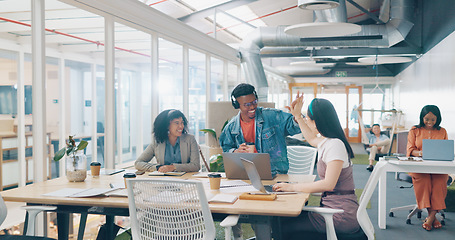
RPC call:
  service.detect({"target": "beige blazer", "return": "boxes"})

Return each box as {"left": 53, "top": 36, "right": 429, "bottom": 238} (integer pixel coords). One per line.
{"left": 134, "top": 134, "right": 200, "bottom": 172}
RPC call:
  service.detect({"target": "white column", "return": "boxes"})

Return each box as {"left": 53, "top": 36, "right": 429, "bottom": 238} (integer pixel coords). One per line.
{"left": 206, "top": 54, "right": 211, "bottom": 102}
{"left": 31, "top": 0, "right": 47, "bottom": 183}
{"left": 183, "top": 46, "right": 189, "bottom": 117}
{"left": 17, "top": 51, "right": 26, "bottom": 187}
{"left": 105, "top": 15, "right": 115, "bottom": 169}
{"left": 91, "top": 63, "right": 97, "bottom": 162}
{"left": 58, "top": 57, "right": 66, "bottom": 176}
{"left": 117, "top": 68, "right": 123, "bottom": 165}
{"left": 136, "top": 69, "right": 143, "bottom": 157}
{"left": 151, "top": 34, "right": 159, "bottom": 126}
{"left": 223, "top": 60, "right": 228, "bottom": 101}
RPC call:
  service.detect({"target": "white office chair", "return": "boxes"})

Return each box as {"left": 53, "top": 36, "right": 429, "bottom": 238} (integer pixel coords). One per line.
{"left": 287, "top": 146, "right": 317, "bottom": 175}
{"left": 127, "top": 178, "right": 239, "bottom": 240}
{"left": 0, "top": 194, "right": 56, "bottom": 239}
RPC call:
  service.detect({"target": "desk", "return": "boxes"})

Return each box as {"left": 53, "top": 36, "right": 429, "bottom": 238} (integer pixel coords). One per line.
{"left": 1, "top": 172, "right": 314, "bottom": 240}
{"left": 358, "top": 158, "right": 455, "bottom": 234}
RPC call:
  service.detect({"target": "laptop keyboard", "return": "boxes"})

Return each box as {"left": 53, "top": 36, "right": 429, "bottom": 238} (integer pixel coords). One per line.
{"left": 264, "top": 185, "right": 274, "bottom": 192}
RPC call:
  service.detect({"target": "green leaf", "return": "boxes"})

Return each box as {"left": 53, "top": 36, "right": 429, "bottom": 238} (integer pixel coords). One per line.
{"left": 54, "top": 147, "right": 66, "bottom": 161}
{"left": 77, "top": 140, "right": 89, "bottom": 151}
{"left": 209, "top": 154, "right": 224, "bottom": 172}
{"left": 200, "top": 129, "right": 217, "bottom": 140}
{"left": 221, "top": 119, "right": 229, "bottom": 132}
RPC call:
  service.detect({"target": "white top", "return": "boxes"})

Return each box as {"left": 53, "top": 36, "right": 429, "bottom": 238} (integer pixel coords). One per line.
{"left": 317, "top": 138, "right": 350, "bottom": 168}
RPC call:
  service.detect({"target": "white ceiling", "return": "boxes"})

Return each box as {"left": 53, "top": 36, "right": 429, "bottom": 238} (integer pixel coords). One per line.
{"left": 0, "top": 0, "right": 422, "bottom": 81}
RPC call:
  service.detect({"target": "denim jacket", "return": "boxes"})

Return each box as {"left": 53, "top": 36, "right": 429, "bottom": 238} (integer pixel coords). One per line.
{"left": 219, "top": 107, "right": 301, "bottom": 175}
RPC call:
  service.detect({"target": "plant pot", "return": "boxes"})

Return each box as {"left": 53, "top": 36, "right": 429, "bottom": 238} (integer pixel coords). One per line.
{"left": 66, "top": 150, "right": 87, "bottom": 182}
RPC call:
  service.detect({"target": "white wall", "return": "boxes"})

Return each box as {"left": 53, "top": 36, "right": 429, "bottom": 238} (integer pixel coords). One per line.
{"left": 394, "top": 31, "right": 455, "bottom": 139}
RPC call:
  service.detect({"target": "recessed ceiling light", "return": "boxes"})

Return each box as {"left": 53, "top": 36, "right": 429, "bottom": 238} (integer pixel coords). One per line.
{"left": 358, "top": 56, "right": 413, "bottom": 64}
{"left": 284, "top": 22, "right": 361, "bottom": 38}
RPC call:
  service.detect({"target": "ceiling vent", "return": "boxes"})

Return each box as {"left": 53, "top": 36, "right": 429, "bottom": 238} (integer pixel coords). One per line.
{"left": 298, "top": 0, "right": 340, "bottom": 10}
{"left": 285, "top": 0, "right": 361, "bottom": 38}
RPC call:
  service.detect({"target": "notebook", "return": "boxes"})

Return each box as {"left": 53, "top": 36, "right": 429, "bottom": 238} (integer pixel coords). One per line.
{"left": 422, "top": 139, "right": 454, "bottom": 161}
{"left": 222, "top": 152, "right": 274, "bottom": 180}
{"left": 240, "top": 158, "right": 296, "bottom": 195}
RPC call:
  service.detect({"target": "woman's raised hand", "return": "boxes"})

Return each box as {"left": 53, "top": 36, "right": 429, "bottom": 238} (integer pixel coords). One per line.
{"left": 288, "top": 91, "right": 304, "bottom": 119}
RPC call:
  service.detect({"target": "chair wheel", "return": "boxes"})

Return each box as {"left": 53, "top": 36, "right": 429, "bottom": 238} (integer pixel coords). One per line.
{"left": 389, "top": 212, "right": 394, "bottom": 217}
{"left": 406, "top": 219, "right": 411, "bottom": 224}
{"left": 417, "top": 212, "right": 422, "bottom": 218}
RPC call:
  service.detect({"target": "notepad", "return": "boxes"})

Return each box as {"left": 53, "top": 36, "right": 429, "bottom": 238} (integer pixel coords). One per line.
{"left": 208, "top": 194, "right": 238, "bottom": 204}
{"left": 148, "top": 171, "right": 186, "bottom": 176}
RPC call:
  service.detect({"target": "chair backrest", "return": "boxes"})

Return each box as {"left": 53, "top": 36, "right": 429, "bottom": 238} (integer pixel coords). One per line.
{"left": 287, "top": 146, "right": 317, "bottom": 175}
{"left": 127, "top": 178, "right": 216, "bottom": 240}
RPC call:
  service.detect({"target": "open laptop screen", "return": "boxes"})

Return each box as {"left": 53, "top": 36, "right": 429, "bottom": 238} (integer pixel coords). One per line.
{"left": 422, "top": 139, "right": 454, "bottom": 161}
{"left": 222, "top": 152, "right": 274, "bottom": 180}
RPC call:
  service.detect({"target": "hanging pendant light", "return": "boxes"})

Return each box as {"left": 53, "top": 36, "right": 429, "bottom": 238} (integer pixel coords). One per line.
{"left": 298, "top": 0, "right": 340, "bottom": 10}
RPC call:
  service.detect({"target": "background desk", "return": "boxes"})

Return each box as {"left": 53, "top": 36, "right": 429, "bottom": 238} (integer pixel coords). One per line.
{"left": 1, "top": 172, "right": 314, "bottom": 240}
{"left": 360, "top": 158, "right": 455, "bottom": 232}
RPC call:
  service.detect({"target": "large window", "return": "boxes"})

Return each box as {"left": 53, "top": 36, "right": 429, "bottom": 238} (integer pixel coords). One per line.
{"left": 159, "top": 38, "right": 183, "bottom": 111}
{"left": 188, "top": 49, "right": 207, "bottom": 144}
{"left": 210, "top": 57, "right": 224, "bottom": 101}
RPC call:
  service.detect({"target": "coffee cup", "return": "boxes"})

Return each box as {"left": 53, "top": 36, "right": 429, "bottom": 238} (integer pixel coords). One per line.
{"left": 90, "top": 162, "right": 101, "bottom": 177}
{"left": 208, "top": 173, "right": 222, "bottom": 190}
{"left": 123, "top": 173, "right": 136, "bottom": 188}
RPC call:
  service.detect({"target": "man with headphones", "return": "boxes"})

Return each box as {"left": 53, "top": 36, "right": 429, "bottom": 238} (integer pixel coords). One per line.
{"left": 219, "top": 83, "right": 301, "bottom": 175}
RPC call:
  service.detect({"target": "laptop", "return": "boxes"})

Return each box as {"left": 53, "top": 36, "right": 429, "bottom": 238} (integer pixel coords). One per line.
{"left": 240, "top": 158, "right": 296, "bottom": 195}
{"left": 222, "top": 152, "right": 274, "bottom": 180}
{"left": 422, "top": 139, "right": 454, "bottom": 161}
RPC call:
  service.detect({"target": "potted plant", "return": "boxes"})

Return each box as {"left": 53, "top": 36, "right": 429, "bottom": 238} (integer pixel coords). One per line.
{"left": 200, "top": 120, "right": 229, "bottom": 172}
{"left": 54, "top": 136, "right": 89, "bottom": 182}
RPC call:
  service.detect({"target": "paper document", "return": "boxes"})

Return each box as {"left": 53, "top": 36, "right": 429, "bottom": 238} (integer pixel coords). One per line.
{"left": 207, "top": 194, "right": 238, "bottom": 204}
{"left": 397, "top": 156, "right": 423, "bottom": 161}
{"left": 148, "top": 171, "right": 186, "bottom": 176}
{"left": 43, "top": 188, "right": 119, "bottom": 198}
{"left": 220, "top": 180, "right": 250, "bottom": 188}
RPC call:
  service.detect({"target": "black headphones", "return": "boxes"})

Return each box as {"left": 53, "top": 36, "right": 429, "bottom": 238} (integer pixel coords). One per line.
{"left": 231, "top": 90, "right": 258, "bottom": 109}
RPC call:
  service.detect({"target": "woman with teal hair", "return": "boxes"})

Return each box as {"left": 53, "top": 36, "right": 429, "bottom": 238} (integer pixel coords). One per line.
{"left": 274, "top": 93, "right": 360, "bottom": 238}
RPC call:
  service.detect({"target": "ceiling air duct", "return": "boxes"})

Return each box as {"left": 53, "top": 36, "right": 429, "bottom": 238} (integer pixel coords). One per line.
{"left": 298, "top": 0, "right": 340, "bottom": 10}
{"left": 239, "top": 0, "right": 415, "bottom": 93}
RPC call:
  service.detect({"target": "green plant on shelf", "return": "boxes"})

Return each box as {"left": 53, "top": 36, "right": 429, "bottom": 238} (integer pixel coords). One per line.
{"left": 209, "top": 154, "right": 224, "bottom": 172}
{"left": 199, "top": 119, "right": 229, "bottom": 148}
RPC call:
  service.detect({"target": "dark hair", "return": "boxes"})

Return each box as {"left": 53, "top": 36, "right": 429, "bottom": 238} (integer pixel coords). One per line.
{"left": 307, "top": 98, "right": 354, "bottom": 158}
{"left": 230, "top": 83, "right": 258, "bottom": 109}
{"left": 415, "top": 105, "right": 442, "bottom": 130}
{"left": 153, "top": 109, "right": 188, "bottom": 143}
{"left": 372, "top": 124, "right": 380, "bottom": 128}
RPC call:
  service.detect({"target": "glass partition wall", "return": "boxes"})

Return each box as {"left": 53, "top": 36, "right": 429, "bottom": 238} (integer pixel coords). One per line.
{"left": 0, "top": 0, "right": 240, "bottom": 190}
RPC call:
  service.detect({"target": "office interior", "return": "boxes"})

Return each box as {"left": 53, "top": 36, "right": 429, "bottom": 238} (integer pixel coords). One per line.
{"left": 1, "top": 0, "right": 455, "bottom": 238}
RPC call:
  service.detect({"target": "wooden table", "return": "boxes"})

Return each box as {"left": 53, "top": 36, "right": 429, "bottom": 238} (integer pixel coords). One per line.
{"left": 1, "top": 171, "right": 314, "bottom": 240}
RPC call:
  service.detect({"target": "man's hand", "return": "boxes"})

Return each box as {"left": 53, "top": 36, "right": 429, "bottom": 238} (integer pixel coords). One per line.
{"left": 234, "top": 143, "right": 254, "bottom": 153}
{"left": 158, "top": 165, "right": 176, "bottom": 173}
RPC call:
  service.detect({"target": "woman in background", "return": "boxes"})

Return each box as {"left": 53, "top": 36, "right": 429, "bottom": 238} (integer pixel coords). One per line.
{"left": 135, "top": 109, "right": 200, "bottom": 173}
{"left": 274, "top": 93, "right": 360, "bottom": 238}
{"left": 407, "top": 105, "right": 448, "bottom": 231}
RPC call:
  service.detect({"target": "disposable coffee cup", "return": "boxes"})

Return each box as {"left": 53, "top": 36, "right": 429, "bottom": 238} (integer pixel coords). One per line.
{"left": 208, "top": 173, "right": 222, "bottom": 190}
{"left": 90, "top": 162, "right": 101, "bottom": 177}
{"left": 123, "top": 173, "right": 136, "bottom": 188}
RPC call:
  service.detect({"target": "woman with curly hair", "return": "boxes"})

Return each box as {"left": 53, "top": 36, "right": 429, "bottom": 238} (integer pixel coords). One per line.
{"left": 135, "top": 109, "right": 200, "bottom": 173}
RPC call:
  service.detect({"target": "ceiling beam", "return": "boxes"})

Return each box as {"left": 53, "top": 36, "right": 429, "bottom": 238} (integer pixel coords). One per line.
{"left": 346, "top": 0, "right": 385, "bottom": 24}
{"left": 178, "top": 0, "right": 257, "bottom": 22}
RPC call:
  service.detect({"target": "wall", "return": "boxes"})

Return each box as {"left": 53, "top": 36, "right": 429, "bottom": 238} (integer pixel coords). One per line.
{"left": 394, "top": 30, "right": 455, "bottom": 139}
